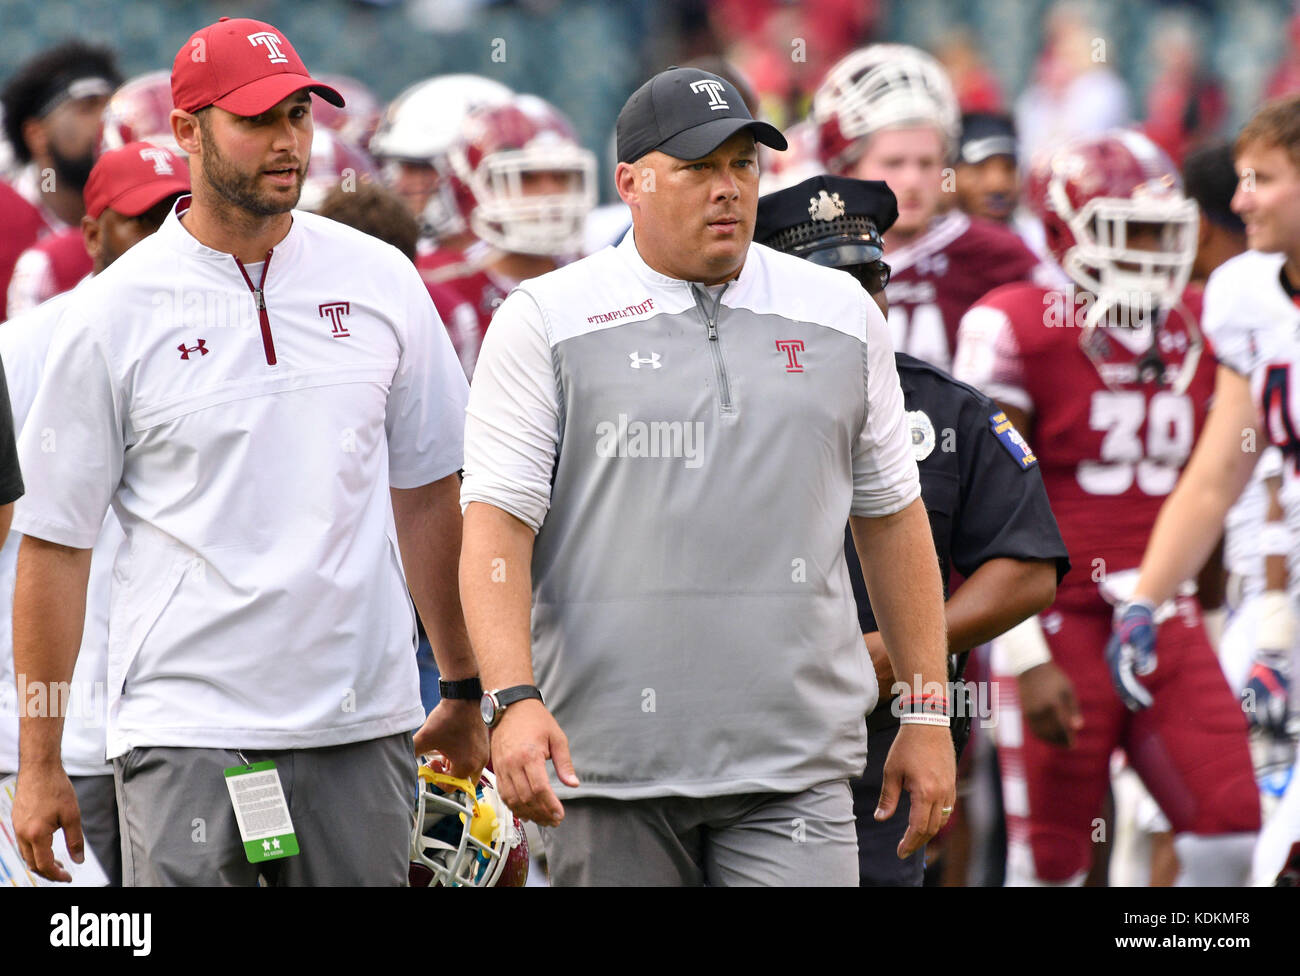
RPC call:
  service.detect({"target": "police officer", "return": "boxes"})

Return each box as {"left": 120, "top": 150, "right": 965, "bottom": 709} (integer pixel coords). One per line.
{"left": 756, "top": 175, "right": 1072, "bottom": 885}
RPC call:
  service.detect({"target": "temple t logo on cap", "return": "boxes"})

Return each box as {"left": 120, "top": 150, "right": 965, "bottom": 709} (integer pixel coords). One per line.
{"left": 139, "top": 147, "right": 176, "bottom": 175}
{"left": 248, "top": 31, "right": 289, "bottom": 64}
{"left": 689, "top": 79, "right": 729, "bottom": 110}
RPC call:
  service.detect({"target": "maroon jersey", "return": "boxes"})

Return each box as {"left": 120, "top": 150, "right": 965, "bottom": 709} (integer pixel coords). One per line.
{"left": 426, "top": 260, "right": 510, "bottom": 379}
{"left": 883, "top": 211, "right": 1055, "bottom": 370}
{"left": 954, "top": 282, "right": 1215, "bottom": 608}
{"left": 0, "top": 179, "right": 54, "bottom": 322}
{"left": 415, "top": 242, "right": 467, "bottom": 285}
{"left": 5, "top": 228, "right": 92, "bottom": 317}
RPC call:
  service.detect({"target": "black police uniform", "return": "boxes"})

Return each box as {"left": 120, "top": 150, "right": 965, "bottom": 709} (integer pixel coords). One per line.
{"left": 848, "top": 352, "right": 1069, "bottom": 886}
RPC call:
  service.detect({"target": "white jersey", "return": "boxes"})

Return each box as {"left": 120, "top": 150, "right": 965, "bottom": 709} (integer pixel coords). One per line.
{"left": 0, "top": 283, "right": 120, "bottom": 776}
{"left": 1204, "top": 251, "right": 1300, "bottom": 459}
{"left": 12, "top": 199, "right": 468, "bottom": 757}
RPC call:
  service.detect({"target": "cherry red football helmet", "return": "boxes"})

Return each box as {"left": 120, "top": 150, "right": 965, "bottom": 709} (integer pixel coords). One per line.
{"left": 298, "top": 128, "right": 379, "bottom": 213}
{"left": 101, "top": 71, "right": 180, "bottom": 155}
{"left": 450, "top": 94, "right": 595, "bottom": 256}
{"left": 813, "top": 44, "right": 960, "bottom": 175}
{"left": 1025, "top": 129, "right": 1198, "bottom": 312}
{"left": 409, "top": 754, "right": 529, "bottom": 888}
{"left": 311, "top": 74, "right": 383, "bottom": 152}
{"left": 369, "top": 74, "right": 513, "bottom": 240}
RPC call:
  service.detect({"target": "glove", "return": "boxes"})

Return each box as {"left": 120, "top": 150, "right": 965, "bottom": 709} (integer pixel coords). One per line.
{"left": 1106, "top": 600, "right": 1157, "bottom": 711}
{"left": 1243, "top": 653, "right": 1292, "bottom": 739}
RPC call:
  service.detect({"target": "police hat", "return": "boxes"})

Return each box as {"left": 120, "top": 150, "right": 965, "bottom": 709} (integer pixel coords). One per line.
{"left": 754, "top": 175, "right": 898, "bottom": 270}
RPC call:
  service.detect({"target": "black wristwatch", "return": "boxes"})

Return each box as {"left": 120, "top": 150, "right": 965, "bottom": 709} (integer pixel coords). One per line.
{"left": 481, "top": 685, "right": 544, "bottom": 728}
{"left": 438, "top": 676, "right": 483, "bottom": 701}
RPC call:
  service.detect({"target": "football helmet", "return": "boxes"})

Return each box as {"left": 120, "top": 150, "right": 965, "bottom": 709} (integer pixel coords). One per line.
{"left": 312, "top": 74, "right": 383, "bottom": 151}
{"left": 298, "top": 128, "right": 378, "bottom": 213}
{"left": 369, "top": 74, "right": 513, "bottom": 239}
{"left": 813, "top": 44, "right": 960, "bottom": 175}
{"left": 409, "top": 754, "right": 529, "bottom": 888}
{"left": 450, "top": 94, "right": 596, "bottom": 256}
{"left": 101, "top": 71, "right": 180, "bottom": 155}
{"left": 1025, "top": 129, "right": 1199, "bottom": 314}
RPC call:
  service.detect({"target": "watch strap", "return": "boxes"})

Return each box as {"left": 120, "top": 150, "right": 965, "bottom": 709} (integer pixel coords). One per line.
{"left": 496, "top": 684, "right": 544, "bottom": 708}
{"left": 438, "top": 676, "right": 484, "bottom": 700}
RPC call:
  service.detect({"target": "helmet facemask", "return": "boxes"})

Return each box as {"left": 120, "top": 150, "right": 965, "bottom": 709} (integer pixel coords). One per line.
{"left": 410, "top": 762, "right": 525, "bottom": 887}
{"left": 468, "top": 143, "right": 596, "bottom": 256}
{"left": 1051, "top": 180, "right": 1199, "bottom": 328}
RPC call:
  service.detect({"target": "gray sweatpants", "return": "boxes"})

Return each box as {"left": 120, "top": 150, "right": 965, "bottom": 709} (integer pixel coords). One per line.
{"left": 541, "top": 779, "right": 859, "bottom": 886}
{"left": 112, "top": 732, "right": 416, "bottom": 886}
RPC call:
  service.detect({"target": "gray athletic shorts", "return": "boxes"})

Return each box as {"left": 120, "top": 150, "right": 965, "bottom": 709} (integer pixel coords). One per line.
{"left": 112, "top": 732, "right": 416, "bottom": 886}
{"left": 541, "top": 779, "right": 858, "bottom": 886}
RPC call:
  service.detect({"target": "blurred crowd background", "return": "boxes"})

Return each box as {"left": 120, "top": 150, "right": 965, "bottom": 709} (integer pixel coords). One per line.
{"left": 0, "top": 0, "right": 1296, "bottom": 200}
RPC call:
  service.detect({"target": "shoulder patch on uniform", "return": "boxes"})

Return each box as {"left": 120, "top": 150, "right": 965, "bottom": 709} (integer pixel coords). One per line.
{"left": 989, "top": 411, "right": 1037, "bottom": 469}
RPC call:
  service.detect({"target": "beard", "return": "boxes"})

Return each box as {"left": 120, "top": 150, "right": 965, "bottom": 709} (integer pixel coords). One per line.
{"left": 49, "top": 144, "right": 95, "bottom": 192}
{"left": 198, "top": 121, "right": 306, "bottom": 217}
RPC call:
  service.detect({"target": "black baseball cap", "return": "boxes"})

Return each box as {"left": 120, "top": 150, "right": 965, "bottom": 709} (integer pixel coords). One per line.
{"left": 958, "top": 113, "right": 1017, "bottom": 165}
{"left": 755, "top": 175, "right": 897, "bottom": 268}
{"left": 616, "top": 66, "right": 787, "bottom": 164}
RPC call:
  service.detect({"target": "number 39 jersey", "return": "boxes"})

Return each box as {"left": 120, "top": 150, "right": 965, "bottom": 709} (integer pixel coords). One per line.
{"left": 954, "top": 281, "right": 1215, "bottom": 605}
{"left": 1201, "top": 250, "right": 1300, "bottom": 471}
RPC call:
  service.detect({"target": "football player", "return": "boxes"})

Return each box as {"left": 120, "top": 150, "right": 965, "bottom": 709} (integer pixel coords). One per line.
{"left": 426, "top": 94, "right": 595, "bottom": 378}
{"left": 754, "top": 174, "right": 1071, "bottom": 886}
{"left": 1116, "top": 94, "right": 1300, "bottom": 885}
{"left": 953, "top": 129, "right": 1260, "bottom": 886}
{"left": 813, "top": 44, "right": 1055, "bottom": 371}
{"left": 368, "top": 74, "right": 513, "bottom": 278}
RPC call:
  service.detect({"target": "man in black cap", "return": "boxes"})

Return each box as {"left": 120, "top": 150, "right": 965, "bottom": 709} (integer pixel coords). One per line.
{"left": 953, "top": 113, "right": 1022, "bottom": 226}
{"left": 756, "top": 174, "right": 1073, "bottom": 885}
{"left": 459, "top": 68, "right": 955, "bottom": 885}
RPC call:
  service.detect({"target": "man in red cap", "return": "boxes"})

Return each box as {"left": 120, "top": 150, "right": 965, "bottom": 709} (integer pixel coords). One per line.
{"left": 11, "top": 18, "right": 483, "bottom": 886}
{"left": 0, "top": 141, "right": 189, "bottom": 886}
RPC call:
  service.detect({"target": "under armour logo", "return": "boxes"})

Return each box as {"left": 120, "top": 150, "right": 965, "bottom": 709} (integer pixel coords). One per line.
{"left": 689, "top": 79, "right": 730, "bottom": 111}
{"left": 319, "top": 301, "right": 351, "bottom": 338}
{"left": 247, "top": 31, "right": 288, "bottom": 64}
{"left": 629, "top": 351, "right": 661, "bottom": 369}
{"left": 139, "top": 147, "right": 175, "bottom": 175}
{"left": 178, "top": 339, "right": 209, "bottom": 360}
{"left": 775, "top": 339, "right": 805, "bottom": 373}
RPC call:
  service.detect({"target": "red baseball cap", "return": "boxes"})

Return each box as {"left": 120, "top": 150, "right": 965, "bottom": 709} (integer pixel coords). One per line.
{"left": 171, "top": 17, "right": 344, "bottom": 117}
{"left": 84, "top": 142, "right": 192, "bottom": 219}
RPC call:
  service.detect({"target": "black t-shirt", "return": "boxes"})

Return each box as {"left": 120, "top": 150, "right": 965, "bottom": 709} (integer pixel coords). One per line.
{"left": 848, "top": 353, "right": 1069, "bottom": 646}
{"left": 0, "top": 356, "right": 23, "bottom": 506}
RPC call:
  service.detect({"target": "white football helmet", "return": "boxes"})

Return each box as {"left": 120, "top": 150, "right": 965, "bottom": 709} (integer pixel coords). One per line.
{"left": 369, "top": 74, "right": 513, "bottom": 239}
{"left": 813, "top": 44, "right": 960, "bottom": 174}
{"left": 409, "top": 755, "right": 529, "bottom": 887}
{"left": 451, "top": 94, "right": 596, "bottom": 256}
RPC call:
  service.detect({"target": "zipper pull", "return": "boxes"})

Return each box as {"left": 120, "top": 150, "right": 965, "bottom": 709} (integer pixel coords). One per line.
{"left": 253, "top": 290, "right": 266, "bottom": 311}
{"left": 707, "top": 319, "right": 718, "bottom": 341}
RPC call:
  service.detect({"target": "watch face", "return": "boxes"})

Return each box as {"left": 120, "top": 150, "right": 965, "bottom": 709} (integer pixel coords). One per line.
{"left": 480, "top": 692, "right": 496, "bottom": 727}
